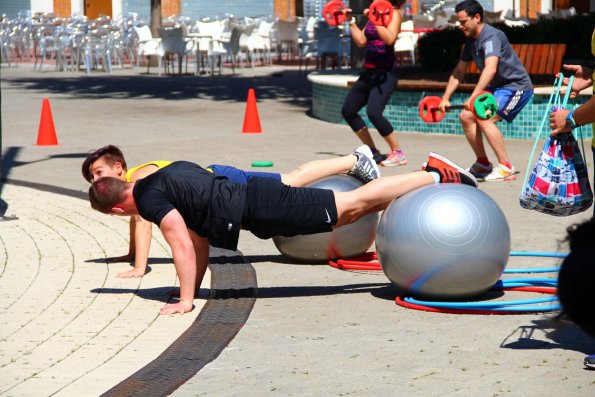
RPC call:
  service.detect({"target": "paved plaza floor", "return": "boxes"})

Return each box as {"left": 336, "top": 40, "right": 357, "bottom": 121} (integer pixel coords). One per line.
{"left": 1, "top": 64, "right": 594, "bottom": 396}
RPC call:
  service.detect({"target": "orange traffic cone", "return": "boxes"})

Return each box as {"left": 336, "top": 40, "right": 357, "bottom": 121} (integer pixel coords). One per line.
{"left": 35, "top": 98, "right": 60, "bottom": 146}
{"left": 242, "top": 88, "right": 262, "bottom": 133}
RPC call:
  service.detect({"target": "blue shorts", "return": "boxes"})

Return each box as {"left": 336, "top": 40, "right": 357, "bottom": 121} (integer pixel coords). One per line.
{"left": 207, "top": 164, "right": 281, "bottom": 185}
{"left": 487, "top": 88, "right": 533, "bottom": 123}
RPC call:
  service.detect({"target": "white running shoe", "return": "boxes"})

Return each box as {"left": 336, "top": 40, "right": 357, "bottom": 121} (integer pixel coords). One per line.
{"left": 348, "top": 145, "right": 381, "bottom": 184}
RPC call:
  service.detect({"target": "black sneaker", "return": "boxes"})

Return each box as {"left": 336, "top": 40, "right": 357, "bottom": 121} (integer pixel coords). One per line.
{"left": 585, "top": 354, "right": 595, "bottom": 370}
{"left": 371, "top": 148, "right": 387, "bottom": 164}
{"left": 424, "top": 152, "right": 478, "bottom": 188}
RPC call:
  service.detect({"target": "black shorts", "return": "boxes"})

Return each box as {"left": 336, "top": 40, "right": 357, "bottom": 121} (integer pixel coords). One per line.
{"left": 242, "top": 177, "right": 338, "bottom": 240}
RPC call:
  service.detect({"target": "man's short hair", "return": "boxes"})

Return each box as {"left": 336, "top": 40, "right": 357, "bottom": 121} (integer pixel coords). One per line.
{"left": 82, "top": 145, "right": 128, "bottom": 183}
{"left": 455, "top": 0, "right": 484, "bottom": 22}
{"left": 557, "top": 219, "right": 595, "bottom": 338}
{"left": 89, "top": 177, "right": 128, "bottom": 214}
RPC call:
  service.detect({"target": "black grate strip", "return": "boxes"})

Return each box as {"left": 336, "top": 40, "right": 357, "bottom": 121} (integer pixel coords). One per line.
{"left": 101, "top": 247, "right": 257, "bottom": 396}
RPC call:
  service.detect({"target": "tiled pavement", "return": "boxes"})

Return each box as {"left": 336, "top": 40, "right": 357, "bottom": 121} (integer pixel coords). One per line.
{"left": 1, "top": 64, "right": 595, "bottom": 396}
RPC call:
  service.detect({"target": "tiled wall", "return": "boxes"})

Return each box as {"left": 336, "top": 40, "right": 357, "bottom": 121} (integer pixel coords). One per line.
{"left": 312, "top": 84, "right": 594, "bottom": 140}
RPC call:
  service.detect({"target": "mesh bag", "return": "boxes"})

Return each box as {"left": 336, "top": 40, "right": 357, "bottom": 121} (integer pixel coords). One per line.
{"left": 519, "top": 131, "right": 593, "bottom": 216}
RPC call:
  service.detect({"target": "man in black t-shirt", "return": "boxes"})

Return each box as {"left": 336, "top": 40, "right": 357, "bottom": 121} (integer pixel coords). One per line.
{"left": 90, "top": 155, "right": 477, "bottom": 315}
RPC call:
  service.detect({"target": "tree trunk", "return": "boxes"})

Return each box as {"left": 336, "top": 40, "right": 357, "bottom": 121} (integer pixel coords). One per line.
{"left": 150, "top": 0, "right": 162, "bottom": 37}
{"left": 349, "top": 0, "right": 371, "bottom": 69}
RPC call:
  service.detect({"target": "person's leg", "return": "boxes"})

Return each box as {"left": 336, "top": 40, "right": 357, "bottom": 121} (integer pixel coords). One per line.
{"left": 342, "top": 72, "right": 384, "bottom": 158}
{"left": 481, "top": 89, "right": 532, "bottom": 181}
{"left": 354, "top": 126, "right": 377, "bottom": 149}
{"left": 341, "top": 76, "right": 371, "bottom": 135}
{"left": 363, "top": 70, "right": 407, "bottom": 167}
{"left": 475, "top": 116, "right": 510, "bottom": 163}
{"left": 281, "top": 154, "right": 357, "bottom": 186}
{"left": 333, "top": 153, "right": 478, "bottom": 226}
{"left": 365, "top": 70, "right": 400, "bottom": 151}
{"left": 334, "top": 171, "right": 435, "bottom": 226}
{"left": 208, "top": 164, "right": 281, "bottom": 185}
{"left": 460, "top": 110, "right": 488, "bottom": 159}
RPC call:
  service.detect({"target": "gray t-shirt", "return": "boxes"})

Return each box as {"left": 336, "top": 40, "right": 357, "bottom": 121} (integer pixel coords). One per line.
{"left": 461, "top": 24, "right": 533, "bottom": 91}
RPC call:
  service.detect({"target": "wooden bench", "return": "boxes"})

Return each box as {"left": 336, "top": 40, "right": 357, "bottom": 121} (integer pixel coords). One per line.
{"left": 466, "top": 43, "right": 567, "bottom": 85}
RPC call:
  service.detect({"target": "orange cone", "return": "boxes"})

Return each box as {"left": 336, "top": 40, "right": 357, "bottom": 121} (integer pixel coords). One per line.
{"left": 242, "top": 88, "right": 262, "bottom": 133}
{"left": 35, "top": 98, "right": 60, "bottom": 145}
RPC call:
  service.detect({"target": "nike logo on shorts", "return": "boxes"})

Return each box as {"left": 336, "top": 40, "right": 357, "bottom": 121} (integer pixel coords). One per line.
{"left": 324, "top": 208, "right": 332, "bottom": 223}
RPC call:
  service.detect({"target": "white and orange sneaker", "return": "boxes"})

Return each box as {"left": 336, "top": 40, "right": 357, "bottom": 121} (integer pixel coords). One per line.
{"left": 484, "top": 163, "right": 517, "bottom": 182}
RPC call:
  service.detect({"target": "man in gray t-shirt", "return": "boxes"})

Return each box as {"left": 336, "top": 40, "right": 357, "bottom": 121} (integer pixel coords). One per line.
{"left": 439, "top": 0, "right": 534, "bottom": 182}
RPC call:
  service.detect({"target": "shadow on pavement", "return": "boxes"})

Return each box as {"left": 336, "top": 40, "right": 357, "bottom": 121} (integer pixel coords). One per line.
{"left": 501, "top": 317, "right": 595, "bottom": 354}
{"left": 257, "top": 282, "right": 388, "bottom": 299}
{"left": 3, "top": 69, "right": 313, "bottom": 108}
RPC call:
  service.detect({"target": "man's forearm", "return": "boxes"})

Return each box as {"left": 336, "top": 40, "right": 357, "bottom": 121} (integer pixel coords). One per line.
{"left": 473, "top": 68, "right": 497, "bottom": 96}
{"left": 174, "top": 250, "right": 197, "bottom": 303}
{"left": 572, "top": 96, "right": 595, "bottom": 127}
{"left": 443, "top": 74, "right": 461, "bottom": 100}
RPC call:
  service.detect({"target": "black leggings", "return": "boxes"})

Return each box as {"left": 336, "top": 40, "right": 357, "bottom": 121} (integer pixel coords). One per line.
{"left": 341, "top": 68, "right": 398, "bottom": 137}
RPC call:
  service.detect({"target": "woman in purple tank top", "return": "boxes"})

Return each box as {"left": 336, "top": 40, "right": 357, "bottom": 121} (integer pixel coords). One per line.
{"left": 341, "top": 0, "right": 408, "bottom": 166}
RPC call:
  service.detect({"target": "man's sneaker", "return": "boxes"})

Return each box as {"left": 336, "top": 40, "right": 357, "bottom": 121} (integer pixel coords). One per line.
{"left": 484, "top": 163, "right": 517, "bottom": 181}
{"left": 424, "top": 152, "right": 478, "bottom": 187}
{"left": 348, "top": 145, "right": 381, "bottom": 184}
{"left": 584, "top": 354, "right": 595, "bottom": 370}
{"left": 468, "top": 161, "right": 493, "bottom": 178}
{"left": 381, "top": 150, "right": 408, "bottom": 167}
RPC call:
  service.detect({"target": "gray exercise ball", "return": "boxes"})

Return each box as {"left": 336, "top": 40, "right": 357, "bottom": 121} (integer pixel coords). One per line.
{"left": 273, "top": 174, "right": 379, "bottom": 262}
{"left": 376, "top": 184, "right": 510, "bottom": 299}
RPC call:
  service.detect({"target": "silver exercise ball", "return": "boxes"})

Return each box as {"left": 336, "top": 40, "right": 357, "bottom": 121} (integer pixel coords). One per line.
{"left": 376, "top": 184, "right": 510, "bottom": 299}
{"left": 273, "top": 174, "right": 379, "bottom": 262}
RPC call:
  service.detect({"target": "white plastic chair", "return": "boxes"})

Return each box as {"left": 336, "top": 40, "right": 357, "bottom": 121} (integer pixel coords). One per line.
{"left": 33, "top": 27, "right": 63, "bottom": 71}
{"left": 158, "top": 27, "right": 191, "bottom": 74}
{"left": 194, "top": 20, "right": 226, "bottom": 74}
{"left": 275, "top": 19, "right": 300, "bottom": 61}
{"left": 394, "top": 20, "right": 418, "bottom": 65}
{"left": 298, "top": 26, "right": 317, "bottom": 74}
{"left": 222, "top": 25, "right": 244, "bottom": 73}
{"left": 238, "top": 23, "right": 257, "bottom": 67}
{"left": 252, "top": 20, "right": 274, "bottom": 65}
{"left": 133, "top": 25, "right": 163, "bottom": 74}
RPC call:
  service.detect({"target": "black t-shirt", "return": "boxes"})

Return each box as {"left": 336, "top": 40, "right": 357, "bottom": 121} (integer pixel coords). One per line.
{"left": 133, "top": 161, "right": 247, "bottom": 251}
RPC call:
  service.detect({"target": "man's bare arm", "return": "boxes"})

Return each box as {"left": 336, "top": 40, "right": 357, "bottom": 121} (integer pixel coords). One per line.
{"left": 159, "top": 209, "right": 197, "bottom": 315}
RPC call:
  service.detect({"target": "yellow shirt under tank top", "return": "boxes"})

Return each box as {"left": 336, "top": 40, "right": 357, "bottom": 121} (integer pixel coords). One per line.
{"left": 125, "top": 160, "right": 172, "bottom": 182}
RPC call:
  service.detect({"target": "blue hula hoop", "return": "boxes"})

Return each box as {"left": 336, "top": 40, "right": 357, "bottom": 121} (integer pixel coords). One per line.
{"left": 397, "top": 252, "right": 563, "bottom": 314}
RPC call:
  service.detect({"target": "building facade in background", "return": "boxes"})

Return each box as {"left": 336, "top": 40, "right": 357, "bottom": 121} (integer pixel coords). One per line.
{"left": 1, "top": 0, "right": 593, "bottom": 21}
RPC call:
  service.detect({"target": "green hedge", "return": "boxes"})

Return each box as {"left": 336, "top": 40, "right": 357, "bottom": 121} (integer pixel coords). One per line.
{"left": 418, "top": 13, "right": 595, "bottom": 72}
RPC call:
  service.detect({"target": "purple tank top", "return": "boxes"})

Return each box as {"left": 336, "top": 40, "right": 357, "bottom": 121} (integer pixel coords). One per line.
{"left": 364, "top": 23, "right": 396, "bottom": 70}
